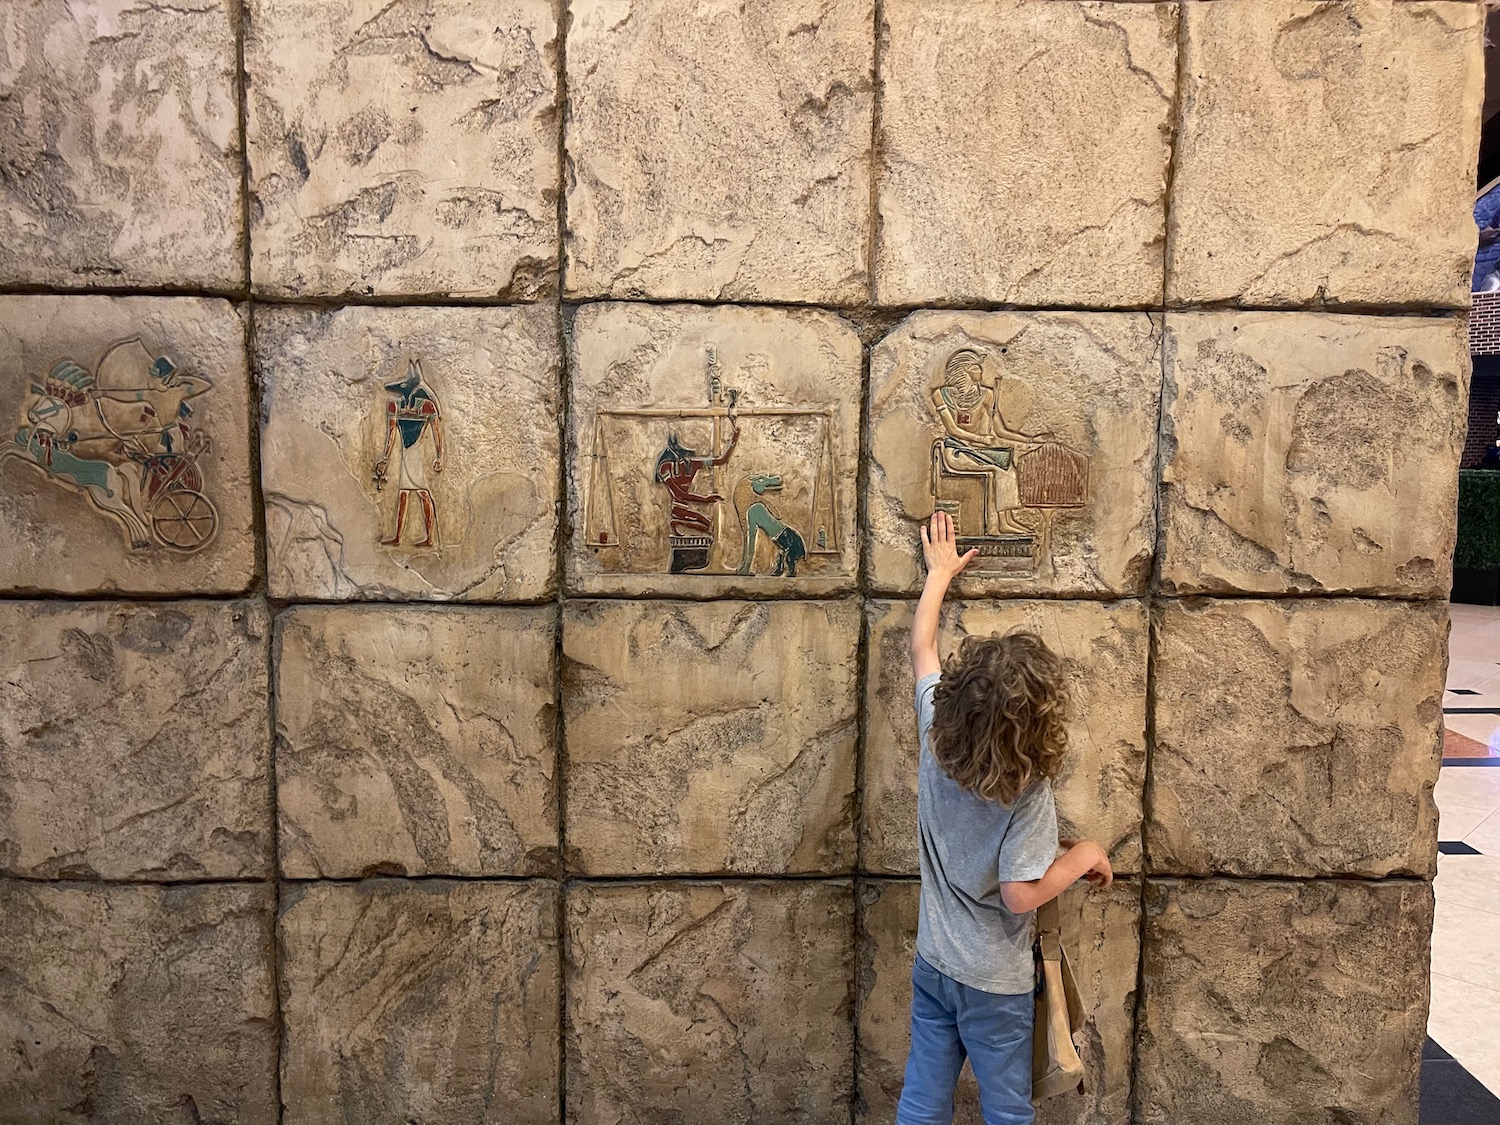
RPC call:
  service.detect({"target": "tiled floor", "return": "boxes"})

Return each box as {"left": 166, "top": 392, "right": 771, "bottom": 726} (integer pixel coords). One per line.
{"left": 1426, "top": 602, "right": 1500, "bottom": 1122}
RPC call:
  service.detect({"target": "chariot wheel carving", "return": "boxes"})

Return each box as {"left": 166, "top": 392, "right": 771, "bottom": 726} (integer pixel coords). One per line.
{"left": 148, "top": 488, "right": 219, "bottom": 551}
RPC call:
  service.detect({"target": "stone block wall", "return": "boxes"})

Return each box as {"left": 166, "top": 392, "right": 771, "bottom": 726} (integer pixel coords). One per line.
{"left": 0, "top": 2, "right": 1480, "bottom": 1124}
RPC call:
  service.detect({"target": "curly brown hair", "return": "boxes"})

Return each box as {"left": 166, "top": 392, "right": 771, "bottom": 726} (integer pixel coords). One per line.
{"left": 929, "top": 631, "right": 1069, "bottom": 805}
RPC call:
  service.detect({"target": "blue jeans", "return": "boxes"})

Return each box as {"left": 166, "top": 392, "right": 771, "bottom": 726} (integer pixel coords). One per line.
{"left": 895, "top": 954, "right": 1035, "bottom": 1125}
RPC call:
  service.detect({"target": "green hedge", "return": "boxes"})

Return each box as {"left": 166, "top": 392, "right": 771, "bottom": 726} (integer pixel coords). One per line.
{"left": 1457, "top": 469, "right": 1500, "bottom": 570}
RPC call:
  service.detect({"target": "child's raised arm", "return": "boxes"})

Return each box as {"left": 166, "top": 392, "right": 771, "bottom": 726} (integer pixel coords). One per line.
{"left": 910, "top": 511, "right": 978, "bottom": 680}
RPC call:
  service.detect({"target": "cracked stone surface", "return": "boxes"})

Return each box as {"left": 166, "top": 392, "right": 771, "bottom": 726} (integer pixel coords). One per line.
{"left": 246, "top": 0, "right": 559, "bottom": 298}
{"left": 863, "top": 599, "right": 1148, "bottom": 877}
{"left": 1169, "top": 0, "right": 1483, "bottom": 308}
{"left": 1160, "top": 313, "right": 1468, "bottom": 597}
{"left": 566, "top": 302, "right": 861, "bottom": 598}
{"left": 280, "top": 879, "right": 559, "bottom": 1125}
{"left": 875, "top": 0, "right": 1175, "bottom": 307}
{"left": 0, "top": 600, "right": 272, "bottom": 882}
{"left": 1137, "top": 878, "right": 1432, "bottom": 1125}
{"left": 0, "top": 880, "right": 276, "bottom": 1125}
{"left": 858, "top": 879, "right": 1140, "bottom": 1125}
{"left": 867, "top": 311, "right": 1162, "bottom": 597}
{"left": 566, "top": 880, "right": 854, "bottom": 1125}
{"left": 1149, "top": 599, "right": 1445, "bottom": 879}
{"left": 0, "top": 296, "right": 256, "bottom": 595}
{"left": 276, "top": 605, "right": 558, "bottom": 879}
{"left": 258, "top": 303, "right": 560, "bottom": 601}
{"left": 563, "top": 599, "right": 858, "bottom": 875}
{"left": 564, "top": 0, "right": 873, "bottom": 303}
{"left": 0, "top": 0, "right": 244, "bottom": 290}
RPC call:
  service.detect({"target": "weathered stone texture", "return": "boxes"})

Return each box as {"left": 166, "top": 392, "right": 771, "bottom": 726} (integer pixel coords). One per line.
{"left": 1161, "top": 313, "right": 1468, "bottom": 597}
{"left": 858, "top": 879, "right": 1140, "bottom": 1125}
{"left": 258, "top": 303, "right": 560, "bottom": 601}
{"left": 567, "top": 881, "right": 854, "bottom": 1125}
{"left": 276, "top": 606, "right": 558, "bottom": 878}
{"left": 564, "top": 600, "right": 858, "bottom": 874}
{"left": 863, "top": 599, "right": 1148, "bottom": 876}
{"left": 280, "top": 879, "right": 559, "bottom": 1125}
{"left": 1149, "top": 599, "right": 1445, "bottom": 879}
{"left": 875, "top": 1, "right": 1175, "bottom": 307}
{"left": 567, "top": 303, "right": 861, "bottom": 597}
{"left": 0, "top": 600, "right": 271, "bottom": 881}
{"left": 0, "top": 881, "right": 277, "bottom": 1125}
{"left": 1137, "top": 879, "right": 1433, "bottom": 1125}
{"left": 1169, "top": 0, "right": 1483, "bottom": 309}
{"left": 0, "top": 296, "right": 256, "bottom": 595}
{"left": 565, "top": 0, "right": 873, "bottom": 303}
{"left": 0, "top": 1, "right": 243, "bottom": 290}
{"left": 868, "top": 312, "right": 1162, "bottom": 597}
{"left": 246, "top": 0, "right": 559, "bottom": 298}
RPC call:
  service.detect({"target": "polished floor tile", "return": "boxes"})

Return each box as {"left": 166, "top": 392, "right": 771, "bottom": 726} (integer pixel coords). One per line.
{"left": 1428, "top": 973, "right": 1500, "bottom": 1097}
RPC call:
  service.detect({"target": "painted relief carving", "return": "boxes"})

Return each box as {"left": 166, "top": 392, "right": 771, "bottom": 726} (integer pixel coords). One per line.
{"left": 584, "top": 346, "right": 840, "bottom": 578}
{"left": 373, "top": 360, "right": 445, "bottom": 549}
{"left": 927, "top": 348, "right": 1088, "bottom": 577}
{"left": 3, "top": 338, "right": 220, "bottom": 552}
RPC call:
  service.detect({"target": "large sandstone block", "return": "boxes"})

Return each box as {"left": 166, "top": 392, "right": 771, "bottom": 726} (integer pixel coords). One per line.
{"left": 0, "top": 1, "right": 243, "bottom": 290}
{"left": 280, "top": 879, "right": 559, "bottom": 1125}
{"left": 1137, "top": 878, "right": 1433, "bottom": 1125}
{"left": 563, "top": 599, "right": 858, "bottom": 874}
{"left": 875, "top": 1, "right": 1175, "bottom": 307}
{"left": 0, "top": 881, "right": 277, "bottom": 1125}
{"left": 1169, "top": 0, "right": 1483, "bottom": 308}
{"left": 566, "top": 303, "right": 861, "bottom": 597}
{"left": 1148, "top": 598, "right": 1445, "bottom": 878}
{"left": 0, "top": 296, "right": 255, "bottom": 594}
{"left": 565, "top": 0, "right": 873, "bottom": 303}
{"left": 276, "top": 606, "right": 558, "bottom": 878}
{"left": 246, "top": 0, "right": 559, "bottom": 298}
{"left": 858, "top": 879, "right": 1140, "bottom": 1125}
{"left": 868, "top": 312, "right": 1161, "bottom": 597}
{"left": 566, "top": 881, "right": 854, "bottom": 1125}
{"left": 1160, "top": 313, "right": 1468, "bottom": 597}
{"left": 864, "top": 599, "right": 1148, "bottom": 876}
{"left": 258, "top": 303, "right": 560, "bottom": 601}
{"left": 0, "top": 600, "right": 271, "bottom": 881}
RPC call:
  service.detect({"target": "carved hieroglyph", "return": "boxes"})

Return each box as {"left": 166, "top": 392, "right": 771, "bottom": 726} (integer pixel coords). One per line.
{"left": 276, "top": 606, "right": 558, "bottom": 879}
{"left": 868, "top": 311, "right": 1161, "bottom": 597}
{"left": 1160, "top": 313, "right": 1468, "bottom": 597}
{"left": 568, "top": 303, "right": 860, "bottom": 597}
{"left": 0, "top": 296, "right": 255, "bottom": 595}
{"left": 1138, "top": 879, "right": 1433, "bottom": 1125}
{"left": 859, "top": 880, "right": 1139, "bottom": 1125}
{"left": 0, "top": 600, "right": 272, "bottom": 881}
{"left": 875, "top": 0, "right": 1175, "bottom": 307}
{"left": 245, "top": 0, "right": 559, "bottom": 298}
{"left": 0, "top": 882, "right": 277, "bottom": 1124}
{"left": 565, "top": 0, "right": 874, "bottom": 304}
{"left": 863, "top": 599, "right": 1148, "bottom": 877}
{"left": 566, "top": 881, "right": 854, "bottom": 1125}
{"left": 563, "top": 599, "right": 859, "bottom": 875}
{"left": 1149, "top": 599, "right": 1445, "bottom": 879}
{"left": 1169, "top": 0, "right": 1483, "bottom": 308}
{"left": 280, "top": 879, "right": 560, "bottom": 1125}
{"left": 258, "top": 303, "right": 559, "bottom": 601}
{"left": 0, "top": 0, "right": 244, "bottom": 290}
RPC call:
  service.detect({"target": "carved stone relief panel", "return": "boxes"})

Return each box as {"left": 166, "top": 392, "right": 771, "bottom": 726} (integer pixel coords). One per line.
{"left": 868, "top": 311, "right": 1161, "bottom": 597}
{"left": 567, "top": 302, "right": 860, "bottom": 597}
{"left": 258, "top": 303, "right": 560, "bottom": 601}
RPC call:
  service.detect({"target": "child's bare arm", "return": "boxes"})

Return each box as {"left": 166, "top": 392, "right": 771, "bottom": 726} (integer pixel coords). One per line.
{"left": 999, "top": 839, "right": 1113, "bottom": 914}
{"left": 910, "top": 511, "right": 978, "bottom": 680}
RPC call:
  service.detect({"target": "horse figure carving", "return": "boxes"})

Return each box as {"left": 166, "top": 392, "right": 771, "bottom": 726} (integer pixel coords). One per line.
{"left": 733, "top": 474, "right": 807, "bottom": 577}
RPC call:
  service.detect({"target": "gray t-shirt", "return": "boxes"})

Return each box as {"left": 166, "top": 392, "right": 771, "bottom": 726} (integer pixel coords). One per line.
{"left": 914, "top": 671, "right": 1059, "bottom": 995}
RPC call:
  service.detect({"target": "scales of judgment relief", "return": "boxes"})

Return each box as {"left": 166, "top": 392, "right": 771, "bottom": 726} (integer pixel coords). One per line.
{"left": 584, "top": 346, "right": 841, "bottom": 579}
{"left": 4, "top": 338, "right": 220, "bottom": 552}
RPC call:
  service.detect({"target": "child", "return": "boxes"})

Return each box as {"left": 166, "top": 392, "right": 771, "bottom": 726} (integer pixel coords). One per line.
{"left": 897, "top": 511, "right": 1112, "bottom": 1125}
